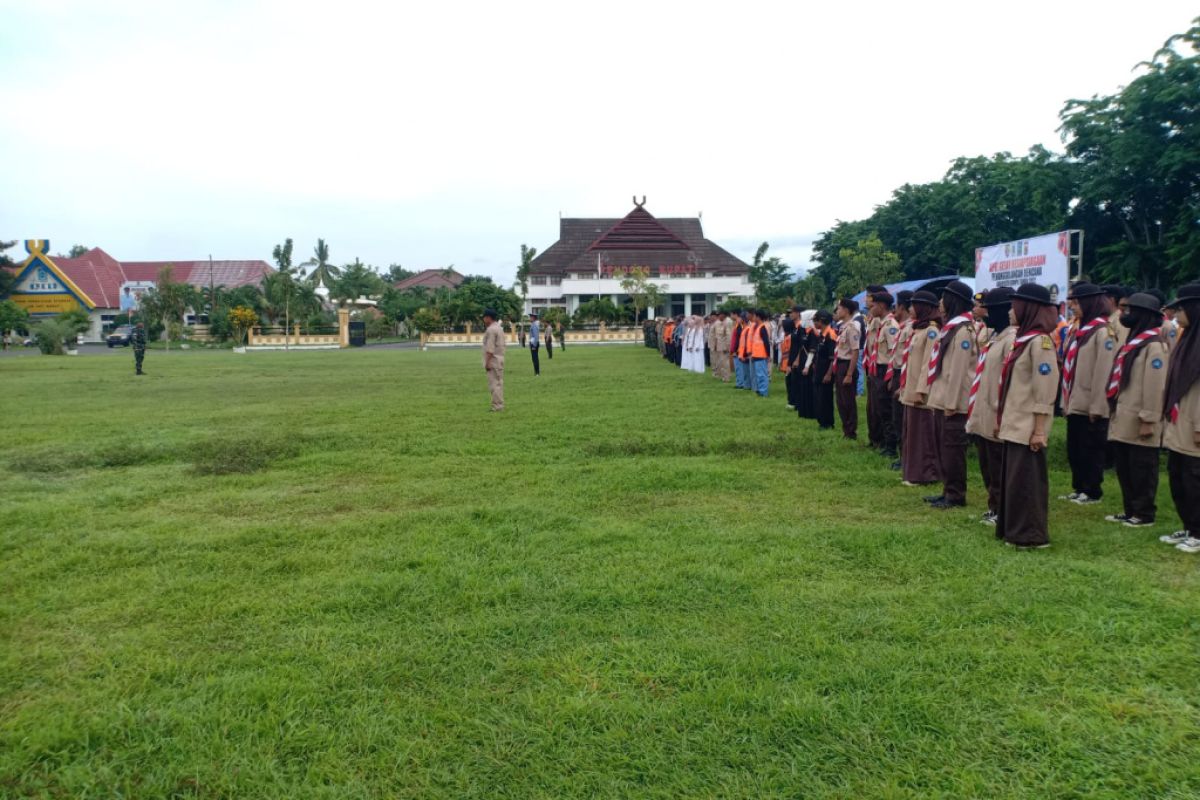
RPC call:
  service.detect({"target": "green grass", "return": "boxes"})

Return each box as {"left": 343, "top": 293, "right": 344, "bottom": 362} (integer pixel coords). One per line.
{"left": 2, "top": 346, "right": 1199, "bottom": 799}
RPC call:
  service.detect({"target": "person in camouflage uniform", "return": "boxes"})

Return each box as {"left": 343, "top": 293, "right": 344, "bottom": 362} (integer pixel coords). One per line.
{"left": 132, "top": 321, "right": 147, "bottom": 375}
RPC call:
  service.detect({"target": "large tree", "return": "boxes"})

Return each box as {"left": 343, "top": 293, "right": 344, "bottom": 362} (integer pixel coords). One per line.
{"left": 330, "top": 260, "right": 386, "bottom": 307}
{"left": 0, "top": 240, "right": 17, "bottom": 298}
{"left": 748, "top": 242, "right": 793, "bottom": 307}
{"left": 302, "top": 239, "right": 341, "bottom": 289}
{"left": 1060, "top": 18, "right": 1200, "bottom": 287}
{"left": 834, "top": 234, "right": 904, "bottom": 300}
{"left": 516, "top": 244, "right": 537, "bottom": 310}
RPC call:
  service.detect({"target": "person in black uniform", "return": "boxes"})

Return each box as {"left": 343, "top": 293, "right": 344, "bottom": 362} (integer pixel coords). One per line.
{"left": 809, "top": 309, "right": 837, "bottom": 430}
{"left": 795, "top": 315, "right": 816, "bottom": 420}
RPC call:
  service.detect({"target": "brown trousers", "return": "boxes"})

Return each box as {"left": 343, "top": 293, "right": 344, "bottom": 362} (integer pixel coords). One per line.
{"left": 890, "top": 376, "right": 904, "bottom": 458}
{"left": 937, "top": 412, "right": 969, "bottom": 504}
{"left": 902, "top": 406, "right": 941, "bottom": 484}
{"left": 834, "top": 360, "right": 858, "bottom": 439}
{"left": 998, "top": 441, "right": 1049, "bottom": 546}
{"left": 1168, "top": 450, "right": 1200, "bottom": 534}
{"left": 870, "top": 372, "right": 896, "bottom": 451}
{"left": 1113, "top": 442, "right": 1160, "bottom": 521}
{"left": 865, "top": 373, "right": 879, "bottom": 446}
{"left": 486, "top": 367, "right": 504, "bottom": 411}
{"left": 975, "top": 437, "right": 1004, "bottom": 514}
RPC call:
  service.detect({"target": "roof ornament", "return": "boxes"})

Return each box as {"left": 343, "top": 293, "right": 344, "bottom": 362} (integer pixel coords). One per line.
{"left": 632, "top": 195, "right": 646, "bottom": 209}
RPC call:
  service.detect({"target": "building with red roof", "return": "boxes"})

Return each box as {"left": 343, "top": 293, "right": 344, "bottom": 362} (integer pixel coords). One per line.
{"left": 5, "top": 241, "right": 272, "bottom": 342}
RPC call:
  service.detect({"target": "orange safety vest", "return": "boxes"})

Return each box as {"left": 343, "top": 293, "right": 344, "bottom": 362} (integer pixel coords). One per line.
{"left": 739, "top": 322, "right": 755, "bottom": 359}
{"left": 780, "top": 333, "right": 792, "bottom": 372}
{"left": 748, "top": 322, "right": 769, "bottom": 359}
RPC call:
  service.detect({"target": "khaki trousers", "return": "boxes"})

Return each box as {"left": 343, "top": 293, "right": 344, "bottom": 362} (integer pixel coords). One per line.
{"left": 487, "top": 367, "right": 504, "bottom": 410}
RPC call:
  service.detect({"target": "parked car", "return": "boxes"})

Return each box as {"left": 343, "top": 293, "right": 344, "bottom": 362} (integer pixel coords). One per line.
{"left": 107, "top": 325, "right": 133, "bottom": 347}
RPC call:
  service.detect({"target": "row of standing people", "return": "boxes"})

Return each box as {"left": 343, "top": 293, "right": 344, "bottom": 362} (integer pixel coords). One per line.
{"left": 648, "top": 281, "right": 1200, "bottom": 553}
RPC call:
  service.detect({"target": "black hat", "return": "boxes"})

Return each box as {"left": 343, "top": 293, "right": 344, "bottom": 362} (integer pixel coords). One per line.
{"left": 1068, "top": 282, "right": 1104, "bottom": 299}
{"left": 872, "top": 291, "right": 894, "bottom": 306}
{"left": 896, "top": 289, "right": 914, "bottom": 306}
{"left": 1011, "top": 283, "right": 1055, "bottom": 306}
{"left": 941, "top": 280, "right": 973, "bottom": 304}
{"left": 528, "top": 311, "right": 538, "bottom": 318}
{"left": 973, "top": 291, "right": 987, "bottom": 304}
{"left": 984, "top": 286, "right": 1015, "bottom": 307}
{"left": 911, "top": 290, "right": 938, "bottom": 307}
{"left": 1166, "top": 284, "right": 1200, "bottom": 309}
{"left": 1102, "top": 284, "right": 1130, "bottom": 300}
{"left": 483, "top": 307, "right": 499, "bottom": 320}
{"left": 1126, "top": 292, "right": 1162, "bottom": 314}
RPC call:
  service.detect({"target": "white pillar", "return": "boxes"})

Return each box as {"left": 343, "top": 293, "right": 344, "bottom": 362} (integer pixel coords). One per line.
{"left": 684, "top": 293, "right": 692, "bottom": 315}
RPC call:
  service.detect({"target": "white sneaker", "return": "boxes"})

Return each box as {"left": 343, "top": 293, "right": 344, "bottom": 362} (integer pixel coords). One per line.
{"left": 981, "top": 512, "right": 997, "bottom": 526}
{"left": 1058, "top": 492, "right": 1082, "bottom": 501}
{"left": 1160, "top": 530, "right": 1190, "bottom": 544}
{"left": 1122, "top": 517, "right": 1154, "bottom": 528}
{"left": 1105, "top": 514, "right": 1131, "bottom": 524}
{"left": 1176, "top": 537, "right": 1200, "bottom": 553}
{"left": 1071, "top": 493, "right": 1101, "bottom": 506}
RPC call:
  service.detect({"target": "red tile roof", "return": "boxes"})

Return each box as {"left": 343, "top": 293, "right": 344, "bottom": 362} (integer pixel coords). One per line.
{"left": 45, "top": 249, "right": 273, "bottom": 309}
{"left": 394, "top": 268, "right": 465, "bottom": 291}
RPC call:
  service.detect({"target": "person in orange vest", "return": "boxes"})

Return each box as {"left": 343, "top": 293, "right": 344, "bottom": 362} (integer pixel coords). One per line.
{"left": 733, "top": 311, "right": 752, "bottom": 390}
{"left": 662, "top": 317, "right": 676, "bottom": 364}
{"left": 748, "top": 308, "right": 773, "bottom": 396}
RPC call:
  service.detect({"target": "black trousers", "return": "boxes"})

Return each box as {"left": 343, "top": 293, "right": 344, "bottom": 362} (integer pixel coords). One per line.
{"left": 674, "top": 344, "right": 683, "bottom": 366}
{"left": 814, "top": 369, "right": 835, "bottom": 429}
{"left": 546, "top": 339, "right": 553, "bottom": 358}
{"left": 1168, "top": 450, "right": 1200, "bottom": 534}
{"left": 891, "top": 378, "right": 904, "bottom": 458}
{"left": 871, "top": 373, "right": 896, "bottom": 452}
{"left": 834, "top": 360, "right": 858, "bottom": 439}
{"left": 1113, "top": 442, "right": 1160, "bottom": 521}
{"left": 1066, "top": 414, "right": 1108, "bottom": 498}
{"left": 998, "top": 441, "right": 1049, "bottom": 546}
{"left": 530, "top": 345, "right": 540, "bottom": 375}
{"left": 975, "top": 437, "right": 1004, "bottom": 514}
{"left": 938, "top": 412, "right": 969, "bottom": 504}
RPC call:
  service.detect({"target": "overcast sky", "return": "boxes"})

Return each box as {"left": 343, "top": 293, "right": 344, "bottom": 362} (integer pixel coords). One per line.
{"left": 2, "top": 1, "right": 1195, "bottom": 284}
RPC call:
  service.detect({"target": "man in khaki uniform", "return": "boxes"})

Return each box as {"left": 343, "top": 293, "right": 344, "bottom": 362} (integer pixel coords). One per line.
{"left": 713, "top": 311, "right": 733, "bottom": 382}
{"left": 926, "top": 280, "right": 978, "bottom": 509}
{"left": 831, "top": 298, "right": 861, "bottom": 439}
{"left": 482, "top": 308, "right": 506, "bottom": 412}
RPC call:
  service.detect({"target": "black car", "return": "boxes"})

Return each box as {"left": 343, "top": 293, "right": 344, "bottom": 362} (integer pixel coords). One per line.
{"left": 106, "top": 325, "right": 133, "bottom": 347}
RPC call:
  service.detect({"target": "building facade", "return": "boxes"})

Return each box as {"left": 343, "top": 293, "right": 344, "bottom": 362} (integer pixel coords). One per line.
{"left": 6, "top": 240, "right": 272, "bottom": 342}
{"left": 524, "top": 202, "right": 752, "bottom": 318}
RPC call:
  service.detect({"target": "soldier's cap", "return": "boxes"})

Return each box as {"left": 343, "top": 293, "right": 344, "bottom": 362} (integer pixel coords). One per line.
{"left": 896, "top": 290, "right": 915, "bottom": 306}
{"left": 1165, "top": 283, "right": 1200, "bottom": 309}
{"left": 871, "top": 291, "right": 894, "bottom": 306}
{"left": 911, "top": 290, "right": 939, "bottom": 307}
{"left": 973, "top": 291, "right": 987, "bottom": 304}
{"left": 1011, "top": 283, "right": 1055, "bottom": 306}
{"left": 983, "top": 287, "right": 1014, "bottom": 307}
{"left": 528, "top": 312, "right": 538, "bottom": 318}
{"left": 1125, "top": 292, "right": 1162, "bottom": 315}
{"left": 1068, "top": 281, "right": 1104, "bottom": 299}
{"left": 941, "top": 280, "right": 974, "bottom": 304}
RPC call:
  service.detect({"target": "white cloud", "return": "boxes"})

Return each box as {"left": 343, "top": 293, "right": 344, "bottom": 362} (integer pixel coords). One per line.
{"left": 1, "top": 0, "right": 1195, "bottom": 280}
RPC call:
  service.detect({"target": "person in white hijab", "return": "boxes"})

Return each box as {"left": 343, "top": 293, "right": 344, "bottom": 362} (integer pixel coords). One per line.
{"left": 682, "top": 314, "right": 707, "bottom": 373}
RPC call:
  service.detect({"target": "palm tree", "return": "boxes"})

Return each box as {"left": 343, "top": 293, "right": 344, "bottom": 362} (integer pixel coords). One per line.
{"left": 517, "top": 244, "right": 536, "bottom": 312}
{"left": 302, "top": 239, "right": 341, "bottom": 290}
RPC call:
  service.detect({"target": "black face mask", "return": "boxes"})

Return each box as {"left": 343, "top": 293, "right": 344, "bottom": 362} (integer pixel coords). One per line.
{"left": 1120, "top": 313, "right": 1137, "bottom": 329}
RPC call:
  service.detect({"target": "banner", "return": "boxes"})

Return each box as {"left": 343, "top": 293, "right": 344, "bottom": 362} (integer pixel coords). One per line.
{"left": 119, "top": 281, "right": 156, "bottom": 311}
{"left": 974, "top": 231, "right": 1071, "bottom": 304}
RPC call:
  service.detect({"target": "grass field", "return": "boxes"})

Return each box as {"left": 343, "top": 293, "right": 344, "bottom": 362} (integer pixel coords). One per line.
{"left": 2, "top": 345, "right": 1199, "bottom": 799}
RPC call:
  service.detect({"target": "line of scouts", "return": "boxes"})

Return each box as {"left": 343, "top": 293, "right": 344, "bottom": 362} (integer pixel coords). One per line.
{"left": 651, "top": 280, "right": 1200, "bottom": 554}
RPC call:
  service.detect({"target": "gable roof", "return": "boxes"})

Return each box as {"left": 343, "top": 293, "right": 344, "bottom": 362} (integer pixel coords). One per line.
{"left": 394, "top": 268, "right": 465, "bottom": 291}
{"left": 528, "top": 208, "right": 750, "bottom": 276}
{"left": 588, "top": 206, "right": 690, "bottom": 251}
{"left": 10, "top": 241, "right": 98, "bottom": 309}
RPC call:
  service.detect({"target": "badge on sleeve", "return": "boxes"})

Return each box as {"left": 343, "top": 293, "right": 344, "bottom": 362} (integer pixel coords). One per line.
{"left": 927, "top": 330, "right": 937, "bottom": 340}
{"left": 1041, "top": 336, "right": 1053, "bottom": 350}
{"left": 1038, "top": 362, "right": 1052, "bottom": 376}
{"left": 961, "top": 339, "right": 971, "bottom": 350}
{"left": 1170, "top": 329, "right": 1177, "bottom": 339}
{"left": 1105, "top": 340, "right": 1114, "bottom": 350}
{"left": 889, "top": 327, "right": 898, "bottom": 335}
{"left": 1152, "top": 358, "right": 1163, "bottom": 369}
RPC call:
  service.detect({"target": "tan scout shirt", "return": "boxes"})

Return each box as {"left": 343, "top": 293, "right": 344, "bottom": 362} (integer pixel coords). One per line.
{"left": 876, "top": 315, "right": 901, "bottom": 373}
{"left": 892, "top": 319, "right": 913, "bottom": 376}
{"left": 1064, "top": 325, "right": 1116, "bottom": 418}
{"left": 1110, "top": 318, "right": 1129, "bottom": 349}
{"left": 1165, "top": 380, "right": 1200, "bottom": 457}
{"left": 998, "top": 335, "right": 1059, "bottom": 446}
{"left": 966, "top": 326, "right": 1016, "bottom": 440}
{"left": 900, "top": 324, "right": 939, "bottom": 407}
{"left": 928, "top": 323, "right": 979, "bottom": 415}
{"left": 1165, "top": 320, "right": 1181, "bottom": 353}
{"left": 482, "top": 321, "right": 505, "bottom": 369}
{"left": 835, "top": 319, "right": 861, "bottom": 361}
{"left": 864, "top": 316, "right": 880, "bottom": 365}
{"left": 1109, "top": 339, "right": 1169, "bottom": 446}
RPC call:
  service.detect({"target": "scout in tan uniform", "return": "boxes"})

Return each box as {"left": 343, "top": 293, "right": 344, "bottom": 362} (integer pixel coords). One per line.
{"left": 830, "top": 298, "right": 861, "bottom": 439}
{"left": 862, "top": 287, "right": 886, "bottom": 448}
{"left": 1161, "top": 284, "right": 1200, "bottom": 551}
{"left": 1105, "top": 292, "right": 1169, "bottom": 527}
{"left": 965, "top": 288, "right": 1016, "bottom": 525}
{"left": 888, "top": 291, "right": 914, "bottom": 470}
{"left": 1060, "top": 282, "right": 1116, "bottom": 505}
{"left": 995, "top": 283, "right": 1061, "bottom": 548}
{"left": 713, "top": 311, "right": 733, "bottom": 382}
{"left": 1105, "top": 285, "right": 1131, "bottom": 348}
{"left": 481, "top": 308, "right": 506, "bottom": 411}
{"left": 899, "top": 291, "right": 941, "bottom": 486}
{"left": 925, "top": 280, "right": 978, "bottom": 509}
{"left": 870, "top": 292, "right": 901, "bottom": 459}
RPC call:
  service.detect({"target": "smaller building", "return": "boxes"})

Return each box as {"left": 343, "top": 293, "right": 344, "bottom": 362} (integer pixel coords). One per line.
{"left": 5, "top": 240, "right": 272, "bottom": 342}
{"left": 394, "top": 268, "right": 466, "bottom": 292}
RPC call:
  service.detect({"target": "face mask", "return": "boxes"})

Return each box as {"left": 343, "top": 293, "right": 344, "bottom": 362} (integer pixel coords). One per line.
{"left": 1119, "top": 313, "right": 1137, "bottom": 329}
